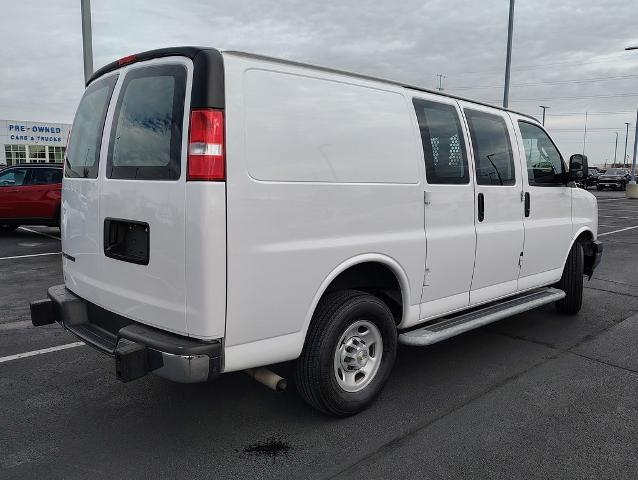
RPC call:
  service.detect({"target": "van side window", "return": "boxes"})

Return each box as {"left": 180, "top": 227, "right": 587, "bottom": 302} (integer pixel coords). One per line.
{"left": 107, "top": 64, "right": 186, "bottom": 180}
{"left": 412, "top": 99, "right": 469, "bottom": 184}
{"left": 518, "top": 121, "right": 565, "bottom": 186}
{"left": 465, "top": 109, "right": 516, "bottom": 186}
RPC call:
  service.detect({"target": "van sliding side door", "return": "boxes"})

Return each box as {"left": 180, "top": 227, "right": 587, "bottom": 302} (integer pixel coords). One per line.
{"left": 412, "top": 95, "right": 475, "bottom": 319}
{"left": 461, "top": 103, "right": 525, "bottom": 305}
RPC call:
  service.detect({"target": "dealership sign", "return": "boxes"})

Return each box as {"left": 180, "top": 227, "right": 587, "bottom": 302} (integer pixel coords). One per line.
{"left": 5, "top": 122, "right": 69, "bottom": 144}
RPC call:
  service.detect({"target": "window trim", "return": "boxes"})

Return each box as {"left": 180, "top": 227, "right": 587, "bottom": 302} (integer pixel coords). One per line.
{"left": 464, "top": 108, "right": 517, "bottom": 187}
{"left": 65, "top": 73, "right": 118, "bottom": 179}
{"left": 518, "top": 120, "right": 567, "bottom": 188}
{"left": 412, "top": 97, "right": 470, "bottom": 185}
{"left": 106, "top": 64, "right": 187, "bottom": 181}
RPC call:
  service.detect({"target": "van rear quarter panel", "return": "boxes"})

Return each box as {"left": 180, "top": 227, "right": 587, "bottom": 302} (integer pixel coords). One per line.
{"left": 222, "top": 54, "right": 424, "bottom": 370}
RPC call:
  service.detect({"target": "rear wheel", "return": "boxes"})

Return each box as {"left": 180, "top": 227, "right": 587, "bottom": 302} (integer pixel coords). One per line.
{"left": 596, "top": 185, "right": 603, "bottom": 191}
{"left": 294, "top": 290, "right": 397, "bottom": 416}
{"left": 555, "top": 242, "right": 584, "bottom": 315}
{"left": 0, "top": 225, "right": 18, "bottom": 233}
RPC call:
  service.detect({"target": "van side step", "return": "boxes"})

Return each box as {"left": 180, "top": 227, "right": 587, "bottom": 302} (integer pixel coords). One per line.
{"left": 398, "top": 287, "right": 566, "bottom": 346}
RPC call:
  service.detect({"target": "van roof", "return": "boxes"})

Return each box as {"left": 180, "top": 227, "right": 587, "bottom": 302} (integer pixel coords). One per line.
{"left": 88, "top": 46, "right": 539, "bottom": 123}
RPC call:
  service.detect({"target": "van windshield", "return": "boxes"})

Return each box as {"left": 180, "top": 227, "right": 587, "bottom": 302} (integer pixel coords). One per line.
{"left": 66, "top": 75, "right": 117, "bottom": 178}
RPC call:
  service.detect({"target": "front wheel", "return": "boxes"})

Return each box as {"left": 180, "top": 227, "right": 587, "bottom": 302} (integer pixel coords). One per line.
{"left": 597, "top": 185, "right": 603, "bottom": 191}
{"left": 555, "top": 242, "right": 584, "bottom": 314}
{"left": 294, "top": 290, "right": 397, "bottom": 416}
{"left": 0, "top": 225, "right": 18, "bottom": 233}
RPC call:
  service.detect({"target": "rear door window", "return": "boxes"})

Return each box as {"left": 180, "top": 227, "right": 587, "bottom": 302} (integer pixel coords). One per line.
{"left": 465, "top": 109, "right": 516, "bottom": 186}
{"left": 66, "top": 75, "right": 118, "bottom": 178}
{"left": 29, "top": 168, "right": 63, "bottom": 185}
{"left": 107, "top": 64, "right": 186, "bottom": 180}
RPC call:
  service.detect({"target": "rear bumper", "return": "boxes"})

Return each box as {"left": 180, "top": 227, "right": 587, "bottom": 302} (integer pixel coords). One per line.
{"left": 30, "top": 285, "right": 223, "bottom": 383}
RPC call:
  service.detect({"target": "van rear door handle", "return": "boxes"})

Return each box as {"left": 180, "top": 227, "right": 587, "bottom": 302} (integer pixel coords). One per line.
{"left": 524, "top": 192, "right": 530, "bottom": 217}
{"left": 477, "top": 193, "right": 485, "bottom": 222}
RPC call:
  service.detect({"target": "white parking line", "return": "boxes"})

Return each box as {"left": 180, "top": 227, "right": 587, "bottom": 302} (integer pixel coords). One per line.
{"left": 598, "top": 225, "right": 638, "bottom": 237}
{"left": 0, "top": 342, "right": 84, "bottom": 364}
{"left": 598, "top": 215, "right": 638, "bottom": 220}
{"left": 19, "top": 226, "right": 60, "bottom": 240}
{"left": 0, "top": 252, "right": 61, "bottom": 261}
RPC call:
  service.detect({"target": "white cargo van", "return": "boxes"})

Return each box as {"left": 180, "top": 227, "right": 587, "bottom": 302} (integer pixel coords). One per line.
{"left": 31, "top": 47, "right": 602, "bottom": 416}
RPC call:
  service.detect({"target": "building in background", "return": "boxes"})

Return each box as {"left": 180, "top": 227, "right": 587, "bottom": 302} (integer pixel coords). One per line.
{"left": 1, "top": 119, "right": 71, "bottom": 167}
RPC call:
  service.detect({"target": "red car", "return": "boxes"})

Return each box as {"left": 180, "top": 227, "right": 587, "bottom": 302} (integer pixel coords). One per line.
{"left": 0, "top": 163, "right": 62, "bottom": 232}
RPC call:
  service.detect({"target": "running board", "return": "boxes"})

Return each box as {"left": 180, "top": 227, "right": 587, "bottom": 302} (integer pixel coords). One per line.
{"left": 398, "top": 287, "right": 566, "bottom": 346}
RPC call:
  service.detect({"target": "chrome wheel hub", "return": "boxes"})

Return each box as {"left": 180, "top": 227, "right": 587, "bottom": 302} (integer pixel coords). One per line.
{"left": 333, "top": 320, "right": 383, "bottom": 393}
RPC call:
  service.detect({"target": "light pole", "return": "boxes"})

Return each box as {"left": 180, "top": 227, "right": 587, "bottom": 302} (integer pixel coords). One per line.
{"left": 539, "top": 105, "right": 549, "bottom": 126}
{"left": 614, "top": 131, "right": 619, "bottom": 165}
{"left": 502, "top": 0, "right": 515, "bottom": 108}
{"left": 81, "top": 0, "right": 94, "bottom": 84}
{"left": 631, "top": 107, "right": 638, "bottom": 183}
{"left": 435, "top": 73, "right": 446, "bottom": 91}
{"left": 623, "top": 122, "right": 630, "bottom": 167}
{"left": 625, "top": 46, "right": 638, "bottom": 197}
{"left": 582, "top": 112, "right": 588, "bottom": 155}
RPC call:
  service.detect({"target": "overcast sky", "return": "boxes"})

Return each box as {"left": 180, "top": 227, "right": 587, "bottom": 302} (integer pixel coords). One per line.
{"left": 1, "top": 0, "right": 637, "bottom": 165}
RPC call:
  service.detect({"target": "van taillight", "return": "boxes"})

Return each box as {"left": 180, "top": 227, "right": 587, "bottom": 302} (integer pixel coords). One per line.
{"left": 188, "top": 109, "right": 225, "bottom": 181}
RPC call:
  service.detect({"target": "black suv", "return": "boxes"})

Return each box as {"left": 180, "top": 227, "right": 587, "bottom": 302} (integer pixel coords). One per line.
{"left": 597, "top": 168, "right": 630, "bottom": 190}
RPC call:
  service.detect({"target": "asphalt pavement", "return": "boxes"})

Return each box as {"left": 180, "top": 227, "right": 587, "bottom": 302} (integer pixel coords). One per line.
{"left": 1, "top": 190, "right": 637, "bottom": 479}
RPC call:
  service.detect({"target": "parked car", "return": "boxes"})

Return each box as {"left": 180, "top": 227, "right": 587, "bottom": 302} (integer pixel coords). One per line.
{"left": 30, "top": 47, "right": 602, "bottom": 416}
{"left": 0, "top": 163, "right": 62, "bottom": 232}
{"left": 597, "top": 168, "right": 630, "bottom": 190}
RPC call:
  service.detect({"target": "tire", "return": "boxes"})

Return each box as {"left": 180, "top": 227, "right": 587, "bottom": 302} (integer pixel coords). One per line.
{"left": 555, "top": 242, "right": 584, "bottom": 315}
{"left": 0, "top": 225, "right": 18, "bottom": 233}
{"left": 596, "top": 185, "right": 603, "bottom": 191}
{"left": 622, "top": 183, "right": 626, "bottom": 191}
{"left": 294, "top": 290, "right": 397, "bottom": 416}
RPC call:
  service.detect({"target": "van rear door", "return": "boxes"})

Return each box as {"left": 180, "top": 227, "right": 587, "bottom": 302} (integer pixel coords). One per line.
{"left": 63, "top": 73, "right": 118, "bottom": 300}
{"left": 64, "top": 57, "right": 193, "bottom": 336}
{"left": 98, "top": 59, "right": 191, "bottom": 335}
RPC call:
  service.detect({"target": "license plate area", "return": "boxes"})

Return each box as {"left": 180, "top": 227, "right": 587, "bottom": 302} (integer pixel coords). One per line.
{"left": 104, "top": 218, "right": 150, "bottom": 265}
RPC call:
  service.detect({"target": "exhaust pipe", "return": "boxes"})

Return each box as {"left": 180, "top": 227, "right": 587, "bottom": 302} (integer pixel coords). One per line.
{"left": 244, "top": 367, "right": 287, "bottom": 392}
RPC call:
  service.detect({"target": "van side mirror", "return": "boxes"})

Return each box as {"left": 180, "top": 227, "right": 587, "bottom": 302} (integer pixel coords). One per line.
{"left": 568, "top": 154, "right": 588, "bottom": 182}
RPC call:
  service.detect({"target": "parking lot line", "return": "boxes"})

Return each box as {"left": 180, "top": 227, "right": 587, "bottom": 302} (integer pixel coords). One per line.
{"left": 598, "top": 215, "right": 638, "bottom": 220}
{"left": 598, "top": 225, "right": 638, "bottom": 237}
{"left": 0, "top": 342, "right": 84, "bottom": 364}
{"left": 0, "top": 252, "right": 61, "bottom": 261}
{"left": 18, "top": 226, "right": 61, "bottom": 240}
